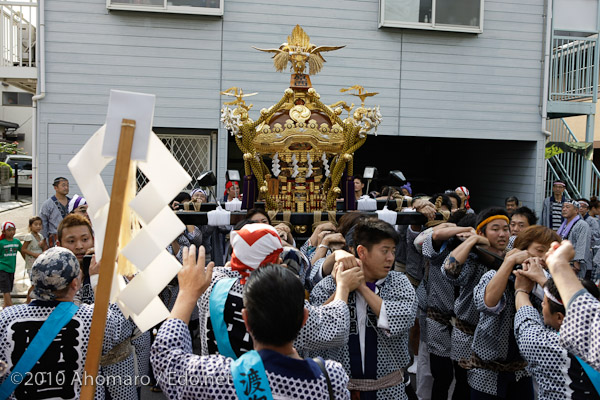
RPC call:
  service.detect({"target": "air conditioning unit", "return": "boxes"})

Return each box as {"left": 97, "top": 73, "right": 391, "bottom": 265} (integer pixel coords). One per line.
{"left": 20, "top": 25, "right": 36, "bottom": 63}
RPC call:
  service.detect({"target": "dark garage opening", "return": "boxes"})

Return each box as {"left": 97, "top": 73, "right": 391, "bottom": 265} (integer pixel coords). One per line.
{"left": 353, "top": 136, "right": 538, "bottom": 211}
{"left": 228, "top": 135, "right": 539, "bottom": 212}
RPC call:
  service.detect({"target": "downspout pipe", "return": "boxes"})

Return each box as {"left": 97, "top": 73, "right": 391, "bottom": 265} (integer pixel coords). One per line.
{"left": 541, "top": 0, "right": 552, "bottom": 132}
{"left": 31, "top": 0, "right": 45, "bottom": 213}
{"left": 540, "top": 0, "right": 552, "bottom": 211}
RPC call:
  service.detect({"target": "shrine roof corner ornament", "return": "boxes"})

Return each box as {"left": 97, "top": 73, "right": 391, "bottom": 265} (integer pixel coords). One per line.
{"left": 220, "top": 25, "right": 382, "bottom": 212}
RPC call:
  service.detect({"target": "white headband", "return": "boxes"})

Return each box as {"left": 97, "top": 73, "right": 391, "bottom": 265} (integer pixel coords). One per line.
{"left": 191, "top": 188, "right": 207, "bottom": 197}
{"left": 544, "top": 287, "right": 563, "bottom": 305}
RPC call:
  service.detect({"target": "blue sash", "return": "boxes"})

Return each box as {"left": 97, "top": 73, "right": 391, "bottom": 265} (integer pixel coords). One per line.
{"left": 0, "top": 301, "right": 79, "bottom": 400}
{"left": 209, "top": 278, "right": 238, "bottom": 359}
{"left": 575, "top": 355, "right": 600, "bottom": 396}
{"left": 230, "top": 350, "right": 273, "bottom": 400}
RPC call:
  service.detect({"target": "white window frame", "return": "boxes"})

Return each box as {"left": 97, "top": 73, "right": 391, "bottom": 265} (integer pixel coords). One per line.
{"left": 107, "top": 0, "right": 223, "bottom": 16}
{"left": 379, "top": 0, "right": 484, "bottom": 34}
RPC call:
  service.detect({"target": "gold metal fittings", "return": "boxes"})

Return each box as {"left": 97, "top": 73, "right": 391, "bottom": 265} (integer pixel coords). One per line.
{"left": 289, "top": 105, "right": 311, "bottom": 123}
{"left": 294, "top": 225, "right": 308, "bottom": 234}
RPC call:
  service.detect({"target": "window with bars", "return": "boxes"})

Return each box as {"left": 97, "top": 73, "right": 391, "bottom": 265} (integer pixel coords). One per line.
{"left": 137, "top": 133, "right": 212, "bottom": 191}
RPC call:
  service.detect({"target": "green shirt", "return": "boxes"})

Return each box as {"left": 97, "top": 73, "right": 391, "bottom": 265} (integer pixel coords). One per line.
{"left": 0, "top": 238, "right": 22, "bottom": 273}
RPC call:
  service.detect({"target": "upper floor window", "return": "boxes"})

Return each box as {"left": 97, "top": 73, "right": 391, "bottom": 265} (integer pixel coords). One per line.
{"left": 380, "top": 0, "right": 483, "bottom": 34}
{"left": 2, "top": 92, "right": 33, "bottom": 107}
{"left": 107, "top": 0, "right": 223, "bottom": 16}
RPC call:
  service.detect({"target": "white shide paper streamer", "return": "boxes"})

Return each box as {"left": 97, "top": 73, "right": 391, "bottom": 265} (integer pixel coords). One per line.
{"left": 68, "top": 91, "right": 192, "bottom": 332}
{"left": 305, "top": 152, "right": 313, "bottom": 178}
{"left": 291, "top": 154, "right": 299, "bottom": 178}
{"left": 272, "top": 152, "right": 281, "bottom": 177}
{"left": 322, "top": 153, "right": 330, "bottom": 177}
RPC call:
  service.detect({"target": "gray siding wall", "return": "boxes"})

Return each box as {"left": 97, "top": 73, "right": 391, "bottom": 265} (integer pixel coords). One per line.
{"left": 39, "top": 0, "right": 224, "bottom": 202}
{"left": 465, "top": 139, "right": 542, "bottom": 214}
{"left": 38, "top": 0, "right": 547, "bottom": 210}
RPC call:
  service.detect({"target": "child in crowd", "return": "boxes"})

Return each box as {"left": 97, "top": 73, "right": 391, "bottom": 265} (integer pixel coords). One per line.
{"left": 22, "top": 216, "right": 48, "bottom": 303}
{"left": 0, "top": 222, "right": 24, "bottom": 308}
{"left": 22, "top": 217, "right": 47, "bottom": 276}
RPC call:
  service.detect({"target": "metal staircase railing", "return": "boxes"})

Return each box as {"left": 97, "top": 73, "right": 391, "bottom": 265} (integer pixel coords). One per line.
{"left": 549, "top": 155, "right": 580, "bottom": 198}
{"left": 546, "top": 118, "right": 600, "bottom": 198}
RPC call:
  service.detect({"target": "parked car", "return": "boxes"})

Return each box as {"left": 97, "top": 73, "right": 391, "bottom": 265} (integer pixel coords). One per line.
{"left": 5, "top": 155, "right": 32, "bottom": 188}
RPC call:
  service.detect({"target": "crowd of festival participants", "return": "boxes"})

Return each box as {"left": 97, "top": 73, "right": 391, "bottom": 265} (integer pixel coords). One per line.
{"left": 0, "top": 176, "right": 598, "bottom": 399}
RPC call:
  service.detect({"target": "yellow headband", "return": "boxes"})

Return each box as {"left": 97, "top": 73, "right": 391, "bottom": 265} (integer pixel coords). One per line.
{"left": 476, "top": 215, "right": 510, "bottom": 234}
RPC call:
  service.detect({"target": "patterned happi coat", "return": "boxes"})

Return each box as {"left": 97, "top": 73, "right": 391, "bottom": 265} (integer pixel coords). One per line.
{"left": 469, "top": 270, "right": 531, "bottom": 397}
{"left": 515, "top": 305, "right": 600, "bottom": 400}
{"left": 560, "top": 290, "right": 600, "bottom": 371}
{"left": 310, "top": 271, "right": 417, "bottom": 400}
{"left": 76, "top": 275, "right": 150, "bottom": 398}
{"left": 441, "top": 252, "right": 487, "bottom": 361}
{"left": 151, "top": 318, "right": 351, "bottom": 399}
{"left": 422, "top": 233, "right": 455, "bottom": 357}
{"left": 197, "top": 266, "right": 350, "bottom": 358}
{"left": 565, "top": 219, "right": 592, "bottom": 278}
{"left": 0, "top": 301, "right": 135, "bottom": 400}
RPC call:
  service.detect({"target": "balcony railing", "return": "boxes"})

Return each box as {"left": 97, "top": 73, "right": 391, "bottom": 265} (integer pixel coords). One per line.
{"left": 0, "top": 0, "right": 37, "bottom": 68}
{"left": 549, "top": 36, "right": 599, "bottom": 102}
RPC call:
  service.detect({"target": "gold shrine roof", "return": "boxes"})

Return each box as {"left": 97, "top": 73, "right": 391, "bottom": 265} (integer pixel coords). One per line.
{"left": 253, "top": 92, "right": 345, "bottom": 155}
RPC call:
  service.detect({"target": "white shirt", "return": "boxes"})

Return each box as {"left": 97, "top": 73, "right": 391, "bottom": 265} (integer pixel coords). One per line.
{"left": 355, "top": 277, "right": 391, "bottom": 372}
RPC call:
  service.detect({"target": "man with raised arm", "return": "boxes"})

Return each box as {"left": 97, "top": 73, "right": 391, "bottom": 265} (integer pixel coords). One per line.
{"left": 441, "top": 208, "right": 510, "bottom": 398}
{"left": 151, "top": 245, "right": 351, "bottom": 399}
{"left": 311, "top": 219, "right": 417, "bottom": 400}
{"left": 466, "top": 225, "right": 558, "bottom": 399}
{"left": 424, "top": 214, "right": 476, "bottom": 400}
{"left": 546, "top": 240, "right": 600, "bottom": 371}
{"left": 198, "top": 223, "right": 360, "bottom": 359}
{"left": 514, "top": 267, "right": 600, "bottom": 399}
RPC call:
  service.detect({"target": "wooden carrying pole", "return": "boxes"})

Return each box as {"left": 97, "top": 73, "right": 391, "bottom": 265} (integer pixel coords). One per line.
{"left": 80, "top": 119, "right": 136, "bottom": 399}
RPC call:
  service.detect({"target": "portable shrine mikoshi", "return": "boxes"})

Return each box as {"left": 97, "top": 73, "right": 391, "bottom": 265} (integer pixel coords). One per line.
{"left": 220, "top": 25, "right": 382, "bottom": 213}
